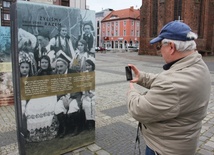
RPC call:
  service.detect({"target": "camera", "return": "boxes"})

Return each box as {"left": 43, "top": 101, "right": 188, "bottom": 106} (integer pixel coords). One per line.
{"left": 125, "top": 66, "right": 133, "bottom": 81}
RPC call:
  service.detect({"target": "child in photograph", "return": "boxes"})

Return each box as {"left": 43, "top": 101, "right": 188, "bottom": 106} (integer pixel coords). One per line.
{"left": 72, "top": 39, "right": 89, "bottom": 72}
{"left": 19, "top": 56, "right": 33, "bottom": 139}
{"left": 82, "top": 21, "right": 95, "bottom": 55}
{"left": 85, "top": 57, "right": 95, "bottom": 72}
{"left": 49, "top": 25, "right": 75, "bottom": 59}
{"left": 19, "top": 56, "right": 33, "bottom": 77}
{"left": 18, "top": 28, "right": 37, "bottom": 75}
{"left": 54, "top": 92, "right": 83, "bottom": 138}
{"left": 81, "top": 57, "right": 95, "bottom": 130}
{"left": 82, "top": 90, "right": 95, "bottom": 131}
{"left": 67, "top": 92, "right": 85, "bottom": 136}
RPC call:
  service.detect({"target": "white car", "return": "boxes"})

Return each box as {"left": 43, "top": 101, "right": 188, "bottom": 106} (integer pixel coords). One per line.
{"left": 106, "top": 47, "right": 112, "bottom": 51}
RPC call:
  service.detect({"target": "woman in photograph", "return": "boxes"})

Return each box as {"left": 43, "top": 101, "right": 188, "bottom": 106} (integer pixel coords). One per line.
{"left": 35, "top": 55, "right": 53, "bottom": 76}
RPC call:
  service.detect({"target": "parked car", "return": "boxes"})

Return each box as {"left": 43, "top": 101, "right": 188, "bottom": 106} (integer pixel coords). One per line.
{"left": 106, "top": 47, "right": 112, "bottom": 51}
{"left": 127, "top": 46, "right": 138, "bottom": 52}
{"left": 95, "top": 46, "right": 106, "bottom": 52}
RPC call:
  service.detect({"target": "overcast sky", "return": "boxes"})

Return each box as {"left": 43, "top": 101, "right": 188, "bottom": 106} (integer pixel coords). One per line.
{"left": 86, "top": 0, "right": 142, "bottom": 12}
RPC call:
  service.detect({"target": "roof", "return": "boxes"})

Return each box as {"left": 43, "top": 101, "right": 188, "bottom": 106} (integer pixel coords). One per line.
{"left": 102, "top": 6, "right": 140, "bottom": 22}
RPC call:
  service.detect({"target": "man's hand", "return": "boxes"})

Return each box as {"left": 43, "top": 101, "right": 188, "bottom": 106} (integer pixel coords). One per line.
{"left": 128, "top": 64, "right": 140, "bottom": 83}
{"left": 129, "top": 82, "right": 134, "bottom": 89}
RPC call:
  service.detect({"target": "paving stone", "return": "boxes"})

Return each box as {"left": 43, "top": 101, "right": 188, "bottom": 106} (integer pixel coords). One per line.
{"left": 197, "top": 149, "right": 214, "bottom": 155}
{"left": 210, "top": 136, "right": 214, "bottom": 142}
{"left": 199, "top": 135, "right": 209, "bottom": 142}
{"left": 96, "top": 122, "right": 146, "bottom": 155}
{"left": 79, "top": 150, "right": 93, "bottom": 155}
{"left": 87, "top": 144, "right": 101, "bottom": 152}
{"left": 203, "top": 131, "right": 214, "bottom": 138}
{"left": 0, "top": 131, "right": 17, "bottom": 147}
{"left": 96, "top": 149, "right": 110, "bottom": 155}
{"left": 205, "top": 141, "right": 214, "bottom": 149}
{"left": 101, "top": 105, "right": 128, "bottom": 117}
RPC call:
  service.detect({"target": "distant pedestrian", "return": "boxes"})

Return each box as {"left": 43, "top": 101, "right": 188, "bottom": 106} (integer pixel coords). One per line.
{"left": 127, "top": 21, "right": 211, "bottom": 155}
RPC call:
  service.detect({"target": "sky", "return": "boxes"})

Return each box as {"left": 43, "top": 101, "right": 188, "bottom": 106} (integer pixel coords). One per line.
{"left": 86, "top": 0, "right": 142, "bottom": 12}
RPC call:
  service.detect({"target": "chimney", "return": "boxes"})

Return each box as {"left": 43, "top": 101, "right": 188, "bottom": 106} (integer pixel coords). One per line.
{"left": 130, "top": 6, "right": 134, "bottom": 11}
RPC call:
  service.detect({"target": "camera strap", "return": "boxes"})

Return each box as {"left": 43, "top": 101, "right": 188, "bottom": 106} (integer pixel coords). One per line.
{"left": 134, "top": 122, "right": 142, "bottom": 155}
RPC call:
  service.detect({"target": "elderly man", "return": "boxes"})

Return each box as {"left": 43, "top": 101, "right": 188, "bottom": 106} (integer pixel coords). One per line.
{"left": 127, "top": 21, "right": 211, "bottom": 155}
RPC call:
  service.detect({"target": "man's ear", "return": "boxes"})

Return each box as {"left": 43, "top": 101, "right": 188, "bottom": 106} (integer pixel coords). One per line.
{"left": 169, "top": 42, "right": 176, "bottom": 55}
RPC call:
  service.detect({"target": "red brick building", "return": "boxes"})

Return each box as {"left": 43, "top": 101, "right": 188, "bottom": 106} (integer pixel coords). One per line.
{"left": 101, "top": 7, "right": 140, "bottom": 50}
{"left": 139, "top": 0, "right": 214, "bottom": 55}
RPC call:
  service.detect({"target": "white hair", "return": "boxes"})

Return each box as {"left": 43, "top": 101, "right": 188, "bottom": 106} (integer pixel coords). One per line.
{"left": 162, "top": 32, "right": 198, "bottom": 52}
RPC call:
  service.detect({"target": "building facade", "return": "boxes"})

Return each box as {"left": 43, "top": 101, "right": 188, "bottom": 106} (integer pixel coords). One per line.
{"left": 0, "top": 0, "right": 16, "bottom": 26}
{"left": 140, "top": 0, "right": 214, "bottom": 55}
{"left": 0, "top": 0, "right": 86, "bottom": 27}
{"left": 101, "top": 7, "right": 140, "bottom": 50}
{"left": 95, "top": 9, "right": 112, "bottom": 48}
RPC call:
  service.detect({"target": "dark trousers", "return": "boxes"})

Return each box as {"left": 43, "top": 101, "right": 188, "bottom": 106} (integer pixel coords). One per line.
{"left": 146, "top": 146, "right": 159, "bottom": 155}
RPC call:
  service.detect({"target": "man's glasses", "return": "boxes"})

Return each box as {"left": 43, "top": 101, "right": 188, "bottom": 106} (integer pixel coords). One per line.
{"left": 156, "top": 42, "right": 168, "bottom": 50}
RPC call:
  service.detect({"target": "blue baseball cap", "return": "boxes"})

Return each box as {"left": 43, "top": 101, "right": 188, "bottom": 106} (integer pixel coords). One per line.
{"left": 150, "top": 21, "right": 194, "bottom": 44}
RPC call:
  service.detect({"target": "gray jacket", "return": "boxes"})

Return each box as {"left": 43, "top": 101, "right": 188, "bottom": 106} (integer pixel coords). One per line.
{"left": 127, "top": 52, "right": 211, "bottom": 155}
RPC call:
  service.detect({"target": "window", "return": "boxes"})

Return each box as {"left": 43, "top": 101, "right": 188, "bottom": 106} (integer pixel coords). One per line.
{"left": 3, "top": 1, "right": 10, "bottom": 7}
{"left": 152, "top": 0, "right": 158, "bottom": 37}
{"left": 132, "top": 21, "right": 134, "bottom": 26}
{"left": 174, "top": 0, "right": 182, "bottom": 20}
{"left": 115, "top": 41, "right": 118, "bottom": 48}
{"left": 107, "top": 31, "right": 110, "bottom": 36}
{"left": 4, "top": 14, "right": 10, "bottom": 20}
{"left": 123, "top": 21, "right": 126, "bottom": 26}
{"left": 116, "top": 22, "right": 118, "bottom": 26}
{"left": 115, "top": 30, "right": 118, "bottom": 36}
{"left": 136, "top": 22, "right": 139, "bottom": 27}
{"left": 131, "top": 30, "right": 134, "bottom": 36}
{"left": 123, "top": 30, "right": 126, "bottom": 36}
{"left": 136, "top": 30, "right": 139, "bottom": 37}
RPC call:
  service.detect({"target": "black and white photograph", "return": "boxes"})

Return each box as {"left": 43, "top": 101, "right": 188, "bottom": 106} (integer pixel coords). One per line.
{"left": 11, "top": 1, "right": 96, "bottom": 155}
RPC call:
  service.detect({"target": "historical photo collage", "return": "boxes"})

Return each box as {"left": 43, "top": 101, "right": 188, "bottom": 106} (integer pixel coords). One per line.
{"left": 12, "top": 1, "right": 96, "bottom": 154}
